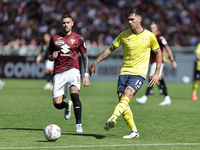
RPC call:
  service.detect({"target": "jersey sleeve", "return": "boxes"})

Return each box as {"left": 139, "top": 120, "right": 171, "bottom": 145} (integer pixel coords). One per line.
{"left": 151, "top": 34, "right": 160, "bottom": 52}
{"left": 39, "top": 42, "right": 44, "bottom": 53}
{"left": 78, "top": 37, "right": 87, "bottom": 54}
{"left": 195, "top": 44, "right": 200, "bottom": 54}
{"left": 48, "top": 38, "right": 54, "bottom": 55}
{"left": 112, "top": 34, "right": 123, "bottom": 49}
{"left": 160, "top": 36, "right": 168, "bottom": 47}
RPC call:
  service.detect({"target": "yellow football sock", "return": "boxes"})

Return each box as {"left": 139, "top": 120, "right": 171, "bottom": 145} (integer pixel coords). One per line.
{"left": 192, "top": 80, "right": 199, "bottom": 94}
{"left": 122, "top": 106, "right": 137, "bottom": 131}
{"left": 111, "top": 96, "right": 130, "bottom": 120}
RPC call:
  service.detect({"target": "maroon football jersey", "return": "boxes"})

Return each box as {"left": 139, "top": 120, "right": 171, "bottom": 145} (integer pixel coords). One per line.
{"left": 49, "top": 32, "right": 87, "bottom": 74}
{"left": 150, "top": 34, "right": 168, "bottom": 64}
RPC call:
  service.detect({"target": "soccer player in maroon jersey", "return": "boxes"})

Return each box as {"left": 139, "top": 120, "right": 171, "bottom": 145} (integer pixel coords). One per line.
{"left": 136, "top": 22, "right": 177, "bottom": 105}
{"left": 36, "top": 33, "right": 54, "bottom": 90}
{"left": 48, "top": 14, "right": 90, "bottom": 133}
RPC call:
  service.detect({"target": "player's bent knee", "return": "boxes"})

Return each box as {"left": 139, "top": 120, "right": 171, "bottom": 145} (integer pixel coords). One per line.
{"left": 54, "top": 103, "right": 64, "bottom": 109}
{"left": 53, "top": 95, "right": 63, "bottom": 104}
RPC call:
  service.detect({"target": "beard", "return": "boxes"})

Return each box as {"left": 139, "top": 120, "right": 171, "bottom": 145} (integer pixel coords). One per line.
{"left": 62, "top": 27, "right": 71, "bottom": 35}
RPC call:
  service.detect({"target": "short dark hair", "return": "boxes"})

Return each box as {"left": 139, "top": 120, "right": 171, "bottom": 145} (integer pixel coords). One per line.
{"left": 127, "top": 9, "right": 142, "bottom": 17}
{"left": 61, "top": 14, "right": 73, "bottom": 21}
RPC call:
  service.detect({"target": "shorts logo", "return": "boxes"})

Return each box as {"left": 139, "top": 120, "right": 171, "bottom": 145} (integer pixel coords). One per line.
{"left": 117, "top": 86, "right": 120, "bottom": 91}
{"left": 77, "top": 76, "right": 80, "bottom": 84}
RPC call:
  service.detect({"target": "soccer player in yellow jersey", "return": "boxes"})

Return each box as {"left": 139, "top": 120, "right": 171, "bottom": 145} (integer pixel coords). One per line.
{"left": 89, "top": 9, "right": 162, "bottom": 139}
{"left": 191, "top": 43, "right": 200, "bottom": 100}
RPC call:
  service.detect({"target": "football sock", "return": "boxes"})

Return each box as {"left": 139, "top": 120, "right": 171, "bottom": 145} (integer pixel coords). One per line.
{"left": 145, "top": 78, "right": 153, "bottom": 96}
{"left": 145, "top": 86, "right": 153, "bottom": 96}
{"left": 192, "top": 80, "right": 199, "bottom": 94}
{"left": 46, "top": 73, "right": 51, "bottom": 82}
{"left": 71, "top": 93, "right": 82, "bottom": 124}
{"left": 122, "top": 106, "right": 137, "bottom": 131}
{"left": 111, "top": 96, "right": 130, "bottom": 120}
{"left": 50, "top": 73, "right": 53, "bottom": 82}
{"left": 159, "top": 78, "right": 168, "bottom": 96}
{"left": 54, "top": 101, "right": 68, "bottom": 109}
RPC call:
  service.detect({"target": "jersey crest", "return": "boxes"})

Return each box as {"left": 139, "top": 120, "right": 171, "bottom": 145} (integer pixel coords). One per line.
{"left": 142, "top": 38, "right": 147, "bottom": 43}
{"left": 70, "top": 39, "right": 75, "bottom": 45}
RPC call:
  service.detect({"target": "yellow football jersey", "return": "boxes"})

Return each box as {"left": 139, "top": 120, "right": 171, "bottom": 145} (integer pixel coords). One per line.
{"left": 112, "top": 28, "right": 160, "bottom": 78}
{"left": 195, "top": 43, "right": 200, "bottom": 71}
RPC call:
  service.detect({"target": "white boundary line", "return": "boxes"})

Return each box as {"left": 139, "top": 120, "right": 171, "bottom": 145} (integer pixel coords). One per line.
{"left": 0, "top": 143, "right": 200, "bottom": 149}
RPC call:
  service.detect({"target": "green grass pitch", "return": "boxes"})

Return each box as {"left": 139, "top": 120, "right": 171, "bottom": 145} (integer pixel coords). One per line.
{"left": 0, "top": 79, "right": 200, "bottom": 150}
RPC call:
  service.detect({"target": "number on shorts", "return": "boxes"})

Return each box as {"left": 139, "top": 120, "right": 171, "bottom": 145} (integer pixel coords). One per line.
{"left": 135, "top": 79, "right": 142, "bottom": 89}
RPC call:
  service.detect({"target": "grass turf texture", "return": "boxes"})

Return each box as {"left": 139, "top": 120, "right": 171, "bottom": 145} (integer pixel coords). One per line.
{"left": 0, "top": 79, "right": 200, "bottom": 150}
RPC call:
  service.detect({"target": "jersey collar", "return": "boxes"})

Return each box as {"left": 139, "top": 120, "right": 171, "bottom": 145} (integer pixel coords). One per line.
{"left": 132, "top": 27, "right": 145, "bottom": 35}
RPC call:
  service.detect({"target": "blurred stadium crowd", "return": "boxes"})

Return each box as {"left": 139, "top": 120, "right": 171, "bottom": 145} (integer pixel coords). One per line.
{"left": 0, "top": 0, "right": 200, "bottom": 56}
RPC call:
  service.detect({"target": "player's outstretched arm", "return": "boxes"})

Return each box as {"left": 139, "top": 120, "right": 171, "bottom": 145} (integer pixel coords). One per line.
{"left": 164, "top": 45, "right": 177, "bottom": 69}
{"left": 149, "top": 49, "right": 162, "bottom": 87}
{"left": 36, "top": 53, "right": 42, "bottom": 64}
{"left": 89, "top": 45, "right": 115, "bottom": 76}
{"left": 82, "top": 53, "right": 90, "bottom": 87}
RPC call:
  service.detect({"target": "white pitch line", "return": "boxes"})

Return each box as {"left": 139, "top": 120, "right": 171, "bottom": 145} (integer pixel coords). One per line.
{"left": 0, "top": 143, "right": 200, "bottom": 149}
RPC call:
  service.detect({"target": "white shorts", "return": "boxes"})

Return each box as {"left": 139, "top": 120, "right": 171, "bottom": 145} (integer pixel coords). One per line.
{"left": 53, "top": 68, "right": 81, "bottom": 99}
{"left": 149, "top": 62, "right": 164, "bottom": 77}
{"left": 45, "top": 59, "right": 54, "bottom": 71}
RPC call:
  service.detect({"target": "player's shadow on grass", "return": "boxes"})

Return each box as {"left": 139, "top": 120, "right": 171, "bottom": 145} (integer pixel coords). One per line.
{"left": 0, "top": 127, "right": 43, "bottom": 131}
{"left": 0, "top": 127, "right": 49, "bottom": 142}
{"left": 0, "top": 128, "right": 106, "bottom": 140}
{"left": 62, "top": 132, "right": 106, "bottom": 139}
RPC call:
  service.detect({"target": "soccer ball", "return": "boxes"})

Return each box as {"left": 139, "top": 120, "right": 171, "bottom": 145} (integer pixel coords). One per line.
{"left": 44, "top": 124, "right": 61, "bottom": 141}
{"left": 182, "top": 76, "right": 190, "bottom": 84}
